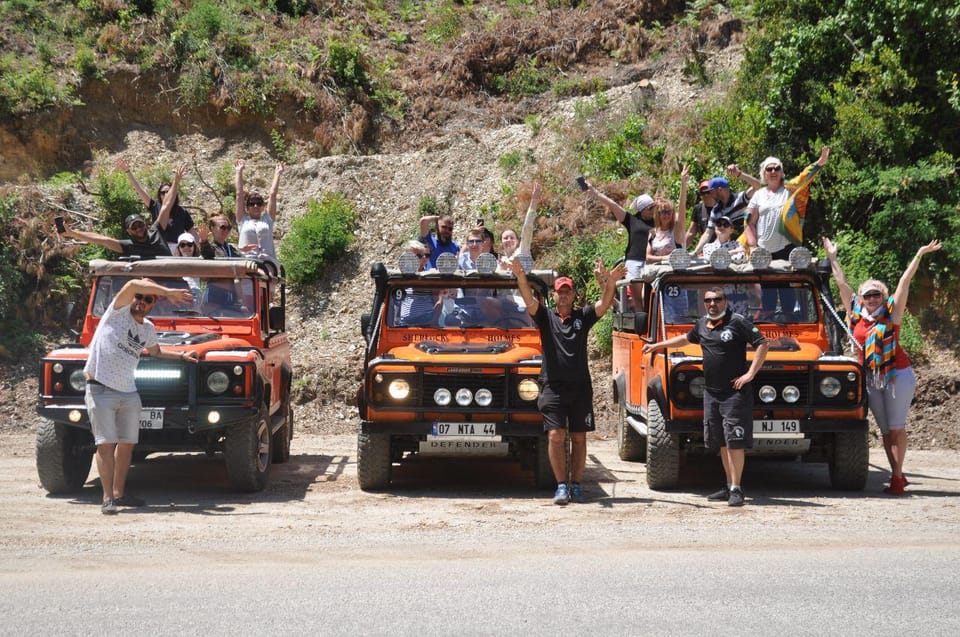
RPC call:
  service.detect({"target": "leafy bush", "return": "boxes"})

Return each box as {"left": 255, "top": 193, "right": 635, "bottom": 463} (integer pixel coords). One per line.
{"left": 279, "top": 193, "right": 356, "bottom": 286}
{"left": 0, "top": 54, "right": 77, "bottom": 117}
{"left": 580, "top": 114, "right": 664, "bottom": 181}
{"left": 492, "top": 59, "right": 554, "bottom": 97}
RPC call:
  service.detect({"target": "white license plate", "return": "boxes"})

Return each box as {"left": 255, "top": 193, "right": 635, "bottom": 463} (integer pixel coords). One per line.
{"left": 754, "top": 419, "right": 800, "bottom": 434}
{"left": 431, "top": 422, "right": 497, "bottom": 437}
{"left": 139, "top": 409, "right": 164, "bottom": 430}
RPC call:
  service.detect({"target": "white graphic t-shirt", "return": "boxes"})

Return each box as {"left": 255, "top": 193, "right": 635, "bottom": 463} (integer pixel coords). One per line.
{"left": 747, "top": 187, "right": 791, "bottom": 253}
{"left": 84, "top": 300, "right": 158, "bottom": 393}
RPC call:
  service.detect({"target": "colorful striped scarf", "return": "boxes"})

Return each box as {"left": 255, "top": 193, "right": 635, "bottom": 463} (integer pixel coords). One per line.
{"left": 779, "top": 163, "right": 823, "bottom": 245}
{"left": 850, "top": 294, "right": 897, "bottom": 388}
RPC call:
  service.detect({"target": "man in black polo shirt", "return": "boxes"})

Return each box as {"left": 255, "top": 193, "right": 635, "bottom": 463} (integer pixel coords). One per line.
{"left": 510, "top": 257, "right": 624, "bottom": 505}
{"left": 644, "top": 287, "right": 768, "bottom": 506}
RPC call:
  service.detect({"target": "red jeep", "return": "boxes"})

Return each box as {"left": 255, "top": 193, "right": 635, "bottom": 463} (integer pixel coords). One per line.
{"left": 36, "top": 257, "right": 293, "bottom": 493}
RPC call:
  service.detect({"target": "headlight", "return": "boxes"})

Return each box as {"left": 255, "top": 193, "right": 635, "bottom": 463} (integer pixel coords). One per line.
{"left": 207, "top": 370, "right": 230, "bottom": 394}
{"left": 758, "top": 385, "right": 777, "bottom": 403}
{"left": 388, "top": 379, "right": 411, "bottom": 400}
{"left": 782, "top": 385, "right": 800, "bottom": 403}
{"left": 455, "top": 388, "right": 473, "bottom": 406}
{"left": 517, "top": 379, "right": 540, "bottom": 401}
{"left": 434, "top": 387, "right": 451, "bottom": 406}
{"left": 475, "top": 388, "right": 493, "bottom": 407}
{"left": 820, "top": 376, "right": 842, "bottom": 398}
{"left": 69, "top": 369, "right": 87, "bottom": 392}
{"left": 689, "top": 376, "right": 705, "bottom": 399}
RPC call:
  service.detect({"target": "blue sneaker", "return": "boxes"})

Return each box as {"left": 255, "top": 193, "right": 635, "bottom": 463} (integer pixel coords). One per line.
{"left": 570, "top": 482, "right": 583, "bottom": 502}
{"left": 553, "top": 483, "right": 570, "bottom": 505}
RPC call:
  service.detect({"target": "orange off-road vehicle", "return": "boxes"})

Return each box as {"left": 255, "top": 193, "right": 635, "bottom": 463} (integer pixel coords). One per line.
{"left": 36, "top": 257, "right": 293, "bottom": 493}
{"left": 357, "top": 255, "right": 555, "bottom": 490}
{"left": 612, "top": 250, "right": 869, "bottom": 490}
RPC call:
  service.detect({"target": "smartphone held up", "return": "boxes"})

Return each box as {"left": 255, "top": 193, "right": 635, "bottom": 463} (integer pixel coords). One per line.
{"left": 576, "top": 176, "right": 588, "bottom": 191}
{"left": 54, "top": 216, "right": 66, "bottom": 234}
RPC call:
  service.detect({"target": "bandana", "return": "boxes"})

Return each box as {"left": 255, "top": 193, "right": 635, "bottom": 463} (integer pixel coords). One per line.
{"left": 850, "top": 294, "right": 897, "bottom": 388}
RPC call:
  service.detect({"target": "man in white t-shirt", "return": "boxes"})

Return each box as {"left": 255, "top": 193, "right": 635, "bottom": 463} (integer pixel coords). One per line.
{"left": 84, "top": 279, "right": 196, "bottom": 514}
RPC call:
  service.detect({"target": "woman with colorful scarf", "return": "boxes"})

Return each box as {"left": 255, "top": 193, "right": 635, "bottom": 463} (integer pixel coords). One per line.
{"left": 822, "top": 237, "right": 942, "bottom": 495}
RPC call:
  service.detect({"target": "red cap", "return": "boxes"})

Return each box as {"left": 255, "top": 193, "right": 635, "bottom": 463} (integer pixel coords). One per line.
{"left": 698, "top": 180, "right": 712, "bottom": 193}
{"left": 554, "top": 277, "right": 574, "bottom": 292}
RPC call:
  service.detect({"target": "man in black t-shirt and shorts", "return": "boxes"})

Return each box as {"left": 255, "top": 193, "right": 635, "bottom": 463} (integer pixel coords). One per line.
{"left": 509, "top": 257, "right": 624, "bottom": 505}
{"left": 644, "top": 287, "right": 768, "bottom": 506}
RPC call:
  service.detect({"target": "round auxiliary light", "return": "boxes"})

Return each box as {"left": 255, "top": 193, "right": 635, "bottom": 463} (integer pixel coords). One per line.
{"left": 758, "top": 385, "right": 777, "bottom": 403}
{"left": 436, "top": 252, "right": 458, "bottom": 274}
{"left": 820, "top": 376, "right": 842, "bottom": 398}
{"left": 207, "top": 370, "right": 230, "bottom": 394}
{"left": 846, "top": 372, "right": 857, "bottom": 382}
{"left": 52, "top": 363, "right": 64, "bottom": 374}
{"left": 69, "top": 369, "right": 87, "bottom": 392}
{"left": 708, "top": 247, "right": 732, "bottom": 270}
{"left": 455, "top": 387, "right": 473, "bottom": 406}
{"left": 68, "top": 410, "right": 82, "bottom": 423}
{"left": 398, "top": 252, "right": 420, "bottom": 274}
{"left": 749, "top": 247, "right": 772, "bottom": 270}
{"left": 434, "top": 387, "right": 452, "bottom": 406}
{"left": 232, "top": 365, "right": 244, "bottom": 376}
{"left": 207, "top": 410, "right": 221, "bottom": 424}
{"left": 788, "top": 246, "right": 812, "bottom": 270}
{"left": 476, "top": 253, "right": 498, "bottom": 275}
{"left": 689, "top": 376, "right": 705, "bottom": 399}
{"left": 783, "top": 385, "right": 801, "bottom": 403}
{"left": 517, "top": 378, "right": 540, "bottom": 401}
{"left": 668, "top": 249, "right": 692, "bottom": 270}
{"left": 475, "top": 388, "right": 493, "bottom": 407}
{"left": 517, "top": 255, "right": 534, "bottom": 274}
{"left": 388, "top": 378, "right": 410, "bottom": 400}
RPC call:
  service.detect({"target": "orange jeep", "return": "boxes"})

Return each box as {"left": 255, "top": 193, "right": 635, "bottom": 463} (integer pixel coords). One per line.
{"left": 612, "top": 249, "right": 869, "bottom": 490}
{"left": 357, "top": 255, "right": 554, "bottom": 490}
{"left": 36, "top": 257, "right": 292, "bottom": 493}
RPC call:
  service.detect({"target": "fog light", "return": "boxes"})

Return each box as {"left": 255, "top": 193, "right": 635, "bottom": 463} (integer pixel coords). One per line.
{"left": 475, "top": 388, "right": 493, "bottom": 406}
{"left": 434, "top": 387, "right": 452, "bottom": 406}
{"left": 207, "top": 411, "right": 221, "bottom": 424}
{"left": 455, "top": 388, "right": 473, "bottom": 406}
{"left": 68, "top": 410, "right": 82, "bottom": 423}
{"left": 476, "top": 253, "right": 497, "bottom": 274}
{"left": 517, "top": 379, "right": 539, "bottom": 401}
{"left": 708, "top": 247, "right": 731, "bottom": 270}
{"left": 52, "top": 363, "right": 64, "bottom": 374}
{"left": 388, "top": 379, "right": 411, "bottom": 400}
{"left": 759, "top": 385, "right": 777, "bottom": 403}
{"left": 783, "top": 385, "right": 800, "bottom": 403}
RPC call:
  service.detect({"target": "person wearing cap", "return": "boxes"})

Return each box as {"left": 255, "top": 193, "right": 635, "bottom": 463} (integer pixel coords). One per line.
{"left": 581, "top": 179, "right": 655, "bottom": 279}
{"left": 509, "top": 256, "right": 625, "bottom": 505}
{"left": 822, "top": 236, "right": 942, "bottom": 495}
{"left": 692, "top": 164, "right": 762, "bottom": 255}
{"left": 116, "top": 158, "right": 195, "bottom": 251}
{"left": 58, "top": 213, "right": 171, "bottom": 259}
{"left": 700, "top": 216, "right": 745, "bottom": 260}
{"left": 234, "top": 159, "right": 284, "bottom": 259}
{"left": 684, "top": 179, "right": 718, "bottom": 248}
{"left": 643, "top": 287, "right": 769, "bottom": 507}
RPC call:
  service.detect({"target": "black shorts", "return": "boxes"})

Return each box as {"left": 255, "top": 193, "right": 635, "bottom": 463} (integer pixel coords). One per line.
{"left": 537, "top": 383, "right": 595, "bottom": 433}
{"left": 703, "top": 388, "right": 753, "bottom": 451}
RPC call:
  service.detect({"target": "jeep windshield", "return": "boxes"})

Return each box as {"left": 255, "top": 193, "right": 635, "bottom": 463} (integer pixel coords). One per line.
{"left": 91, "top": 275, "right": 256, "bottom": 319}
{"left": 387, "top": 285, "right": 536, "bottom": 329}
{"left": 656, "top": 279, "right": 818, "bottom": 325}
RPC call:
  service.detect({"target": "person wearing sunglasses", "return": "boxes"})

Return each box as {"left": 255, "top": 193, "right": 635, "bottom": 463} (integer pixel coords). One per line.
{"left": 645, "top": 164, "right": 690, "bottom": 265}
{"left": 116, "top": 158, "right": 195, "bottom": 251}
{"left": 700, "top": 216, "right": 745, "bottom": 260}
{"left": 822, "top": 236, "right": 942, "bottom": 495}
{"left": 458, "top": 228, "right": 487, "bottom": 271}
{"left": 57, "top": 213, "right": 171, "bottom": 259}
{"left": 199, "top": 214, "right": 241, "bottom": 258}
{"left": 83, "top": 278, "right": 197, "bottom": 514}
{"left": 234, "top": 159, "right": 284, "bottom": 259}
{"left": 644, "top": 287, "right": 769, "bottom": 507}
{"left": 691, "top": 165, "right": 763, "bottom": 255}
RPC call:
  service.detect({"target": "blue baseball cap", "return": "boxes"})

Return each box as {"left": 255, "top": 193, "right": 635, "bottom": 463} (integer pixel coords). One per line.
{"left": 709, "top": 177, "right": 730, "bottom": 190}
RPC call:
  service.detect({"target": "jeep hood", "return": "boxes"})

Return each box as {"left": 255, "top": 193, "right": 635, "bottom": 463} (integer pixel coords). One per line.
{"left": 385, "top": 341, "right": 541, "bottom": 363}
{"left": 673, "top": 338, "right": 826, "bottom": 360}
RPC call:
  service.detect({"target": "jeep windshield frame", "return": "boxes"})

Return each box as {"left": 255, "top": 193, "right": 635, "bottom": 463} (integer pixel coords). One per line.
{"left": 653, "top": 276, "right": 821, "bottom": 325}
{"left": 386, "top": 283, "right": 537, "bottom": 329}
{"left": 90, "top": 275, "right": 257, "bottom": 320}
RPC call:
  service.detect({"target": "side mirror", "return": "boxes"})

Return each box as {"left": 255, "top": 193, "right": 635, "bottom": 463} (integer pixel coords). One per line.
{"left": 269, "top": 305, "right": 285, "bottom": 332}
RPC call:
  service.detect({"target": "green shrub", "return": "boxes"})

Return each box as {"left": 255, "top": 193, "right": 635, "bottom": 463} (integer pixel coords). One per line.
{"left": 92, "top": 162, "right": 147, "bottom": 235}
{"left": 279, "top": 193, "right": 356, "bottom": 286}
{"left": 327, "top": 39, "right": 369, "bottom": 90}
{"left": 492, "top": 59, "right": 554, "bottom": 97}
{"left": 0, "top": 54, "right": 76, "bottom": 116}
{"left": 580, "top": 113, "right": 664, "bottom": 181}
{"left": 425, "top": 1, "right": 461, "bottom": 46}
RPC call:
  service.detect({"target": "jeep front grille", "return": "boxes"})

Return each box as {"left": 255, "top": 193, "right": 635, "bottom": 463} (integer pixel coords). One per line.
{"left": 135, "top": 360, "right": 190, "bottom": 404}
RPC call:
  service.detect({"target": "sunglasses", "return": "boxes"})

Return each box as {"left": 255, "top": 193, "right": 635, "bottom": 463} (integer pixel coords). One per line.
{"left": 217, "top": 224, "right": 232, "bottom": 230}
{"left": 159, "top": 189, "right": 170, "bottom": 195}
{"left": 467, "top": 239, "right": 483, "bottom": 245}
{"left": 247, "top": 200, "right": 265, "bottom": 207}
{"left": 861, "top": 291, "right": 883, "bottom": 299}
{"left": 439, "top": 225, "right": 454, "bottom": 231}
{"left": 179, "top": 241, "right": 195, "bottom": 247}
{"left": 765, "top": 165, "right": 782, "bottom": 173}
{"left": 716, "top": 220, "right": 732, "bottom": 228}
{"left": 134, "top": 293, "right": 156, "bottom": 304}
{"left": 704, "top": 296, "right": 725, "bottom": 304}
{"left": 128, "top": 222, "right": 146, "bottom": 231}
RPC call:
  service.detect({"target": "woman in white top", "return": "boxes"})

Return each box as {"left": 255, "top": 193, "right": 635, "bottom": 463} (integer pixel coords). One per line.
{"left": 645, "top": 164, "right": 689, "bottom": 264}
{"left": 234, "top": 160, "right": 284, "bottom": 259}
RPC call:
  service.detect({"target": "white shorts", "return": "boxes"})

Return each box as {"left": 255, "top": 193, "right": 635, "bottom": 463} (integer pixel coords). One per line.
{"left": 85, "top": 384, "right": 142, "bottom": 445}
{"left": 625, "top": 259, "right": 645, "bottom": 280}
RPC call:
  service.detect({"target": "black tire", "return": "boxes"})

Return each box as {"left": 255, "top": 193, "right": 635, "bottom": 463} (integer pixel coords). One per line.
{"left": 223, "top": 409, "right": 272, "bottom": 492}
{"left": 357, "top": 431, "right": 391, "bottom": 491}
{"left": 36, "top": 419, "right": 94, "bottom": 494}
{"left": 271, "top": 402, "right": 293, "bottom": 464}
{"left": 618, "top": 404, "right": 646, "bottom": 462}
{"left": 829, "top": 430, "right": 869, "bottom": 490}
{"left": 534, "top": 433, "right": 556, "bottom": 490}
{"left": 645, "top": 400, "right": 680, "bottom": 490}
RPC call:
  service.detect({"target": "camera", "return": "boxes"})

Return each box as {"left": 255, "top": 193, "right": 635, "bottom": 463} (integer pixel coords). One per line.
{"left": 54, "top": 216, "right": 66, "bottom": 234}
{"left": 576, "top": 176, "right": 588, "bottom": 191}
